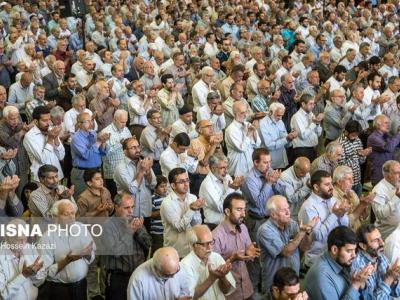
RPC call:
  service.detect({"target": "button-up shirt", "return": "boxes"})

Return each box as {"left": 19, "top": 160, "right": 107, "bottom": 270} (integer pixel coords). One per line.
{"left": 127, "top": 94, "right": 151, "bottom": 126}
{"left": 160, "top": 190, "right": 202, "bottom": 258}
{"left": 199, "top": 172, "right": 237, "bottom": 224}
{"left": 372, "top": 178, "right": 400, "bottom": 239}
{"left": 212, "top": 221, "right": 253, "bottom": 300}
{"left": 89, "top": 98, "right": 116, "bottom": 132}
{"left": 257, "top": 218, "right": 300, "bottom": 293}
{"left": 0, "top": 245, "right": 46, "bottom": 300}
{"left": 381, "top": 87, "right": 399, "bottom": 117}
{"left": 337, "top": 133, "right": 365, "bottom": 185}
{"left": 169, "top": 119, "right": 198, "bottom": 143}
{"left": 278, "top": 166, "right": 311, "bottom": 219}
{"left": 39, "top": 222, "right": 95, "bottom": 283}
{"left": 160, "top": 146, "right": 199, "bottom": 177}
{"left": 192, "top": 79, "right": 211, "bottom": 112}
{"left": 225, "top": 120, "right": 261, "bottom": 176}
{"left": 384, "top": 225, "right": 400, "bottom": 264}
{"left": 345, "top": 98, "right": 378, "bottom": 131}
{"left": 127, "top": 259, "right": 190, "bottom": 300}
{"left": 323, "top": 101, "right": 353, "bottom": 140}
{"left": 311, "top": 154, "right": 337, "bottom": 176}
{"left": 140, "top": 124, "right": 168, "bottom": 160}
{"left": 181, "top": 251, "right": 236, "bottom": 300}
{"left": 298, "top": 193, "right": 349, "bottom": 266}
{"left": 305, "top": 251, "right": 360, "bottom": 300}
{"left": 157, "top": 88, "right": 184, "bottom": 128}
{"left": 23, "top": 126, "right": 65, "bottom": 181}
{"left": 101, "top": 123, "right": 132, "bottom": 179}
{"left": 351, "top": 250, "right": 400, "bottom": 299}
{"left": 291, "top": 108, "right": 322, "bottom": 148}
{"left": 278, "top": 87, "right": 297, "bottom": 132}
{"left": 197, "top": 105, "right": 226, "bottom": 133}
{"left": 363, "top": 86, "right": 382, "bottom": 120}
{"left": 8, "top": 81, "right": 34, "bottom": 111}
{"left": 251, "top": 94, "right": 269, "bottom": 113}
{"left": 259, "top": 115, "right": 290, "bottom": 169}
{"left": 64, "top": 108, "right": 97, "bottom": 139}
{"left": 114, "top": 156, "right": 156, "bottom": 217}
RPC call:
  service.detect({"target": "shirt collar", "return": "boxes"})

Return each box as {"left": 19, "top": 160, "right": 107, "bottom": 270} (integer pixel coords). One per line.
{"left": 324, "top": 251, "right": 345, "bottom": 275}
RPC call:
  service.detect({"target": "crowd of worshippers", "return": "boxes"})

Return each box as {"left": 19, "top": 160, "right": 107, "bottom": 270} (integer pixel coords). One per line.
{"left": 1, "top": 0, "right": 400, "bottom": 299}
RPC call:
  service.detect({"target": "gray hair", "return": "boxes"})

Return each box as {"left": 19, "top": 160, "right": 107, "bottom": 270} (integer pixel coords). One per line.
{"left": 3, "top": 106, "right": 19, "bottom": 118}
{"left": 209, "top": 153, "right": 228, "bottom": 168}
{"left": 50, "top": 199, "right": 77, "bottom": 217}
{"left": 266, "top": 195, "right": 287, "bottom": 215}
{"left": 332, "top": 165, "right": 353, "bottom": 184}
{"left": 326, "top": 141, "right": 342, "bottom": 156}
{"left": 373, "top": 114, "right": 388, "bottom": 129}
{"left": 114, "top": 192, "right": 133, "bottom": 206}
{"left": 382, "top": 160, "right": 399, "bottom": 176}
{"left": 50, "top": 106, "right": 65, "bottom": 119}
{"left": 201, "top": 66, "right": 213, "bottom": 76}
{"left": 269, "top": 102, "right": 285, "bottom": 114}
{"left": 71, "top": 94, "right": 86, "bottom": 105}
{"left": 114, "top": 109, "right": 128, "bottom": 120}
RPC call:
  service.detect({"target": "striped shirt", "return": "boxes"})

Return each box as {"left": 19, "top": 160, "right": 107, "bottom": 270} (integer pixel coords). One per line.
{"left": 150, "top": 194, "right": 164, "bottom": 235}
{"left": 337, "top": 133, "right": 366, "bottom": 185}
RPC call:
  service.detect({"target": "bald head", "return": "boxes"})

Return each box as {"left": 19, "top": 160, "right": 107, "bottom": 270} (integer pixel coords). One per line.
{"left": 293, "top": 157, "right": 311, "bottom": 178}
{"left": 153, "top": 247, "right": 180, "bottom": 276}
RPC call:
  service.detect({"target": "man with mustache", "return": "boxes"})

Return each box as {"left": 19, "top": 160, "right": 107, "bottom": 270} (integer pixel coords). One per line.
{"left": 352, "top": 224, "right": 400, "bottom": 299}
{"left": 298, "top": 170, "right": 350, "bottom": 268}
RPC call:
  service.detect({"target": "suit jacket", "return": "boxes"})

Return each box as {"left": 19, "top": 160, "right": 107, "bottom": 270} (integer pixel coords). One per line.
{"left": 57, "top": 86, "right": 79, "bottom": 111}
{"left": 125, "top": 66, "right": 143, "bottom": 82}
{"left": 43, "top": 72, "right": 61, "bottom": 100}
{"left": 316, "top": 62, "right": 332, "bottom": 83}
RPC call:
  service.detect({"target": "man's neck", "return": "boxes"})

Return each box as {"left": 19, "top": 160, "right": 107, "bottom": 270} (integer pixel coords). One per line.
{"left": 174, "top": 190, "right": 186, "bottom": 201}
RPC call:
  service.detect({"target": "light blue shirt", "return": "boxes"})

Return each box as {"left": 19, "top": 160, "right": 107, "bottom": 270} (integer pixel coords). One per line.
{"left": 221, "top": 23, "right": 239, "bottom": 41}
{"left": 305, "top": 251, "right": 360, "bottom": 300}
{"left": 259, "top": 115, "right": 290, "bottom": 169}
{"left": 7, "top": 81, "right": 34, "bottom": 111}
{"left": 298, "top": 192, "right": 349, "bottom": 266}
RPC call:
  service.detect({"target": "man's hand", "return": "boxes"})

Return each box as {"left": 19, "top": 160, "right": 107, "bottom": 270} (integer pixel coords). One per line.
{"left": 352, "top": 263, "right": 375, "bottom": 289}
{"left": 110, "top": 98, "right": 120, "bottom": 107}
{"left": 57, "top": 186, "right": 75, "bottom": 199}
{"left": 190, "top": 198, "right": 205, "bottom": 210}
{"left": 0, "top": 175, "right": 20, "bottom": 195}
{"left": 358, "top": 147, "right": 372, "bottom": 157}
{"left": 266, "top": 170, "right": 281, "bottom": 184}
{"left": 360, "top": 192, "right": 375, "bottom": 204}
{"left": 245, "top": 242, "right": 261, "bottom": 260}
{"left": 348, "top": 105, "right": 358, "bottom": 113}
{"left": 286, "top": 130, "right": 298, "bottom": 141}
{"left": 379, "top": 94, "right": 391, "bottom": 104}
{"left": 208, "top": 262, "right": 232, "bottom": 281}
{"left": 97, "top": 132, "right": 111, "bottom": 144}
{"left": 299, "top": 216, "right": 319, "bottom": 233}
{"left": 47, "top": 126, "right": 62, "bottom": 139}
{"left": 229, "top": 176, "right": 244, "bottom": 190}
{"left": 66, "top": 241, "right": 94, "bottom": 263}
{"left": 22, "top": 257, "right": 44, "bottom": 278}
{"left": 128, "top": 216, "right": 144, "bottom": 232}
{"left": 332, "top": 201, "right": 350, "bottom": 217}
{"left": 0, "top": 148, "right": 18, "bottom": 160}
{"left": 187, "top": 146, "right": 201, "bottom": 158}
{"left": 385, "top": 258, "right": 400, "bottom": 284}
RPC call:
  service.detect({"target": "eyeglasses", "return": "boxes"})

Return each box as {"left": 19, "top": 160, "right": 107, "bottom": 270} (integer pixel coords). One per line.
{"left": 195, "top": 239, "right": 215, "bottom": 247}
{"left": 175, "top": 178, "right": 190, "bottom": 184}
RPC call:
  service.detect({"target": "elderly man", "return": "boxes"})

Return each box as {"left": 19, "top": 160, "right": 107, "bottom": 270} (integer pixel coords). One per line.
{"left": 28, "top": 164, "right": 75, "bottom": 218}
{"left": 311, "top": 141, "right": 343, "bottom": 175}
{"left": 251, "top": 79, "right": 277, "bottom": 113}
{"left": 192, "top": 66, "right": 216, "bottom": 112}
{"left": 8, "top": 72, "right": 34, "bottom": 112}
{"left": 246, "top": 63, "right": 267, "bottom": 101}
{"left": 225, "top": 101, "right": 260, "bottom": 176}
{"left": 101, "top": 109, "right": 132, "bottom": 197}
{"left": 223, "top": 83, "right": 253, "bottom": 127}
{"left": 0, "top": 219, "right": 46, "bottom": 299}
{"left": 278, "top": 157, "right": 311, "bottom": 219}
{"left": 101, "top": 192, "right": 152, "bottom": 300}
{"left": 43, "top": 60, "right": 65, "bottom": 100}
{"left": 140, "top": 61, "right": 161, "bottom": 92}
{"left": 114, "top": 137, "right": 156, "bottom": 225}
{"left": 181, "top": 225, "right": 236, "bottom": 299}
{"left": 324, "top": 89, "right": 355, "bottom": 144}
{"left": 39, "top": 200, "right": 95, "bottom": 300}
{"left": 199, "top": 153, "right": 242, "bottom": 229}
{"left": 127, "top": 80, "right": 156, "bottom": 128}
{"left": 372, "top": 160, "right": 400, "bottom": 239}
{"left": 258, "top": 195, "right": 316, "bottom": 293}
{"left": 160, "top": 168, "right": 203, "bottom": 258}
{"left": 170, "top": 105, "right": 198, "bottom": 143}
{"left": 381, "top": 76, "right": 400, "bottom": 117}
{"left": 291, "top": 94, "right": 323, "bottom": 162}
{"left": 157, "top": 73, "right": 184, "bottom": 127}
{"left": 0, "top": 175, "right": 23, "bottom": 217}
{"left": 23, "top": 106, "right": 65, "bottom": 182}
{"left": 63, "top": 94, "right": 96, "bottom": 137}
{"left": 108, "top": 64, "right": 132, "bottom": 110}
{"left": 127, "top": 247, "right": 190, "bottom": 299}
{"left": 197, "top": 91, "right": 226, "bottom": 133}
{"left": 298, "top": 170, "right": 350, "bottom": 268}
{"left": 259, "top": 102, "right": 297, "bottom": 169}
{"left": 71, "top": 112, "right": 109, "bottom": 197}
{"left": 368, "top": 115, "right": 400, "bottom": 186}
{"left": 76, "top": 58, "right": 95, "bottom": 88}
{"left": 278, "top": 73, "right": 298, "bottom": 131}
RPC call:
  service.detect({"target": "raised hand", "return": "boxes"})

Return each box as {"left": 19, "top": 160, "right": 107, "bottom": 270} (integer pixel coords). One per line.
{"left": 245, "top": 242, "right": 261, "bottom": 259}
{"left": 58, "top": 185, "right": 75, "bottom": 199}
{"left": 266, "top": 169, "right": 281, "bottom": 184}
{"left": 22, "top": 257, "right": 44, "bottom": 278}
{"left": 190, "top": 198, "right": 205, "bottom": 210}
{"left": 128, "top": 216, "right": 144, "bottom": 232}
{"left": 0, "top": 148, "right": 18, "bottom": 160}
{"left": 229, "top": 176, "right": 244, "bottom": 190}
{"left": 332, "top": 201, "right": 350, "bottom": 217}
{"left": 208, "top": 262, "right": 232, "bottom": 280}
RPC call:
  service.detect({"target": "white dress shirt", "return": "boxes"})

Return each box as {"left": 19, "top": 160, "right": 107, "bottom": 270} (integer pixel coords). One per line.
{"left": 127, "top": 95, "right": 151, "bottom": 126}
{"left": 372, "top": 178, "right": 400, "bottom": 239}
{"left": 199, "top": 172, "right": 237, "bottom": 224}
{"left": 140, "top": 124, "right": 167, "bottom": 160}
{"left": 197, "top": 105, "right": 226, "bottom": 133}
{"left": 181, "top": 251, "right": 236, "bottom": 300}
{"left": 75, "top": 70, "right": 93, "bottom": 88}
{"left": 160, "top": 146, "right": 199, "bottom": 177}
{"left": 23, "top": 126, "right": 65, "bottom": 181}
{"left": 326, "top": 76, "right": 345, "bottom": 94}
{"left": 39, "top": 222, "right": 95, "bottom": 283}
{"left": 225, "top": 120, "right": 261, "bottom": 176}
{"left": 363, "top": 86, "right": 382, "bottom": 120}
{"left": 192, "top": 80, "right": 211, "bottom": 112}
{"left": 384, "top": 225, "right": 400, "bottom": 265}
{"left": 204, "top": 42, "right": 219, "bottom": 58}
{"left": 290, "top": 108, "right": 322, "bottom": 148}
{"left": 109, "top": 77, "right": 130, "bottom": 106}
{"left": 0, "top": 245, "right": 46, "bottom": 300}
{"left": 169, "top": 119, "right": 198, "bottom": 143}
{"left": 160, "top": 190, "right": 202, "bottom": 257}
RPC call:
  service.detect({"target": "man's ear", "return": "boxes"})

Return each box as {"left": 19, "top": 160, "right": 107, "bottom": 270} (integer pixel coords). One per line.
{"left": 223, "top": 207, "right": 230, "bottom": 216}
{"left": 330, "top": 245, "right": 339, "bottom": 257}
{"left": 271, "top": 286, "right": 280, "bottom": 299}
{"left": 358, "top": 242, "right": 367, "bottom": 252}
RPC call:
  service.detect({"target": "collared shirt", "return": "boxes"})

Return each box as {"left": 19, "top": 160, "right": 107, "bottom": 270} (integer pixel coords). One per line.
{"left": 212, "top": 221, "right": 253, "bottom": 300}
{"left": 0, "top": 245, "right": 46, "bottom": 300}
{"left": 351, "top": 250, "right": 400, "bottom": 299}
{"left": 246, "top": 73, "right": 261, "bottom": 101}
{"left": 278, "top": 166, "right": 311, "bottom": 219}
{"left": 114, "top": 156, "right": 156, "bottom": 217}
{"left": 127, "top": 94, "right": 151, "bottom": 126}
{"left": 110, "top": 77, "right": 131, "bottom": 107}
{"left": 298, "top": 193, "right": 349, "bottom": 266}
{"left": 140, "top": 124, "right": 168, "bottom": 160}
{"left": 291, "top": 108, "right": 322, "bottom": 148}
{"left": 169, "top": 119, "right": 198, "bottom": 143}
{"left": 384, "top": 226, "right": 400, "bottom": 265}
{"left": 64, "top": 108, "right": 97, "bottom": 139}
{"left": 25, "top": 98, "right": 48, "bottom": 121}
{"left": 278, "top": 87, "right": 297, "bottom": 131}
{"left": 257, "top": 218, "right": 300, "bottom": 293}
{"left": 367, "top": 130, "right": 400, "bottom": 185}
{"left": 23, "top": 126, "right": 65, "bottom": 181}
{"left": 241, "top": 167, "right": 282, "bottom": 218}
{"left": 77, "top": 186, "right": 113, "bottom": 217}
{"left": 160, "top": 190, "right": 202, "bottom": 257}
{"left": 101, "top": 217, "right": 151, "bottom": 273}
{"left": 39, "top": 222, "right": 95, "bottom": 283}
{"left": 381, "top": 87, "right": 399, "bottom": 117}
{"left": 28, "top": 184, "right": 75, "bottom": 218}
{"left": 140, "top": 75, "right": 161, "bottom": 92}
{"left": 192, "top": 79, "right": 211, "bottom": 112}
{"left": 372, "top": 178, "right": 400, "bottom": 239}
{"left": 305, "top": 252, "right": 360, "bottom": 300}
{"left": 89, "top": 98, "right": 116, "bottom": 132}
{"left": 323, "top": 101, "right": 353, "bottom": 140}
{"left": 221, "top": 23, "right": 239, "bottom": 40}
{"left": 333, "top": 186, "right": 363, "bottom": 231}
{"left": 7, "top": 81, "right": 34, "bottom": 110}
{"left": 157, "top": 88, "right": 184, "bottom": 128}
{"left": 101, "top": 123, "right": 132, "bottom": 179}
{"left": 225, "top": 120, "right": 261, "bottom": 176}
{"left": 181, "top": 250, "right": 236, "bottom": 299}
{"left": 197, "top": 105, "right": 226, "bottom": 133}
{"left": 71, "top": 129, "right": 109, "bottom": 169}
{"left": 199, "top": 172, "right": 237, "bottom": 224}
{"left": 345, "top": 98, "right": 378, "bottom": 131}
{"left": 75, "top": 69, "right": 93, "bottom": 88}
{"left": 363, "top": 86, "right": 382, "bottom": 120}
{"left": 379, "top": 65, "right": 399, "bottom": 84}
{"left": 259, "top": 115, "right": 289, "bottom": 169}
{"left": 223, "top": 97, "right": 253, "bottom": 127}
{"left": 251, "top": 94, "right": 269, "bottom": 113}
{"left": 127, "top": 259, "right": 190, "bottom": 300}
{"left": 160, "top": 146, "right": 198, "bottom": 178}
{"left": 311, "top": 154, "right": 337, "bottom": 176}
{"left": 338, "top": 133, "right": 365, "bottom": 185}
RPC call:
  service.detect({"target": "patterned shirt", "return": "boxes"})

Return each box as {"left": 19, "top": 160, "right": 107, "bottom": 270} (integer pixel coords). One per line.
{"left": 337, "top": 133, "right": 365, "bottom": 185}
{"left": 150, "top": 193, "right": 164, "bottom": 235}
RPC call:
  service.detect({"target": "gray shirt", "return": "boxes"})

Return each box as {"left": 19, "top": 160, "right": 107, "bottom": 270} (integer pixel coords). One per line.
{"left": 323, "top": 101, "right": 353, "bottom": 140}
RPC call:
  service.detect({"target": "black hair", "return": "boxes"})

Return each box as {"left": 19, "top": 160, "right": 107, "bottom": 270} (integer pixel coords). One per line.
{"left": 38, "top": 164, "right": 58, "bottom": 179}
{"left": 272, "top": 267, "right": 299, "bottom": 290}
{"left": 223, "top": 192, "right": 246, "bottom": 212}
{"left": 327, "top": 226, "right": 357, "bottom": 250}
{"left": 168, "top": 167, "right": 187, "bottom": 184}
{"left": 173, "top": 132, "right": 190, "bottom": 147}
{"left": 310, "top": 170, "right": 331, "bottom": 187}
{"left": 83, "top": 168, "right": 101, "bottom": 183}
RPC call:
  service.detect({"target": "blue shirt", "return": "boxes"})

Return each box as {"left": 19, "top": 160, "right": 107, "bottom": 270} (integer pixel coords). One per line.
{"left": 305, "top": 251, "right": 360, "bottom": 300}
{"left": 351, "top": 250, "right": 400, "bottom": 300}
{"left": 221, "top": 23, "right": 239, "bottom": 41}
{"left": 69, "top": 33, "right": 83, "bottom": 51}
{"left": 257, "top": 218, "right": 300, "bottom": 293}
{"left": 71, "top": 129, "right": 108, "bottom": 168}
{"left": 241, "top": 168, "right": 283, "bottom": 218}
